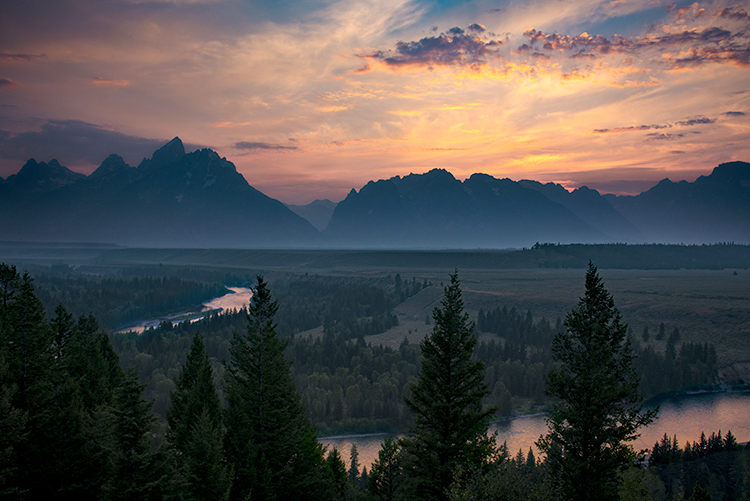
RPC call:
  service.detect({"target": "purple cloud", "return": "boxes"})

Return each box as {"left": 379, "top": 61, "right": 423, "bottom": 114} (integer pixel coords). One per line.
{"left": 718, "top": 7, "right": 749, "bottom": 21}
{"left": 520, "top": 22, "right": 749, "bottom": 69}
{"left": 364, "top": 27, "right": 502, "bottom": 69}
{"left": 0, "top": 52, "right": 46, "bottom": 62}
{"left": 646, "top": 133, "right": 686, "bottom": 141}
{"left": 234, "top": 141, "right": 298, "bottom": 151}
{"left": 593, "top": 124, "right": 670, "bottom": 134}
{"left": 594, "top": 115, "right": 719, "bottom": 134}
{"left": 675, "top": 117, "right": 715, "bottom": 126}
{"left": 0, "top": 120, "right": 177, "bottom": 167}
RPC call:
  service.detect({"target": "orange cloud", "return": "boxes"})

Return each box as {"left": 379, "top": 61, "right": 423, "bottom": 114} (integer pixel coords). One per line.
{"left": 92, "top": 77, "right": 129, "bottom": 87}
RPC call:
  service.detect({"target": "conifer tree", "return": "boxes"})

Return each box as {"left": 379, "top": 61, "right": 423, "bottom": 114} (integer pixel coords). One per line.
{"left": 225, "top": 276, "right": 329, "bottom": 501}
{"left": 103, "top": 368, "right": 162, "bottom": 501}
{"left": 0, "top": 265, "right": 128, "bottom": 499}
{"left": 167, "top": 333, "right": 230, "bottom": 501}
{"left": 326, "top": 447, "right": 348, "bottom": 500}
{"left": 538, "top": 263, "right": 657, "bottom": 501}
{"left": 348, "top": 443, "right": 361, "bottom": 485}
{"left": 402, "top": 272, "right": 495, "bottom": 501}
{"left": 347, "top": 443, "right": 364, "bottom": 499}
{"left": 0, "top": 354, "right": 27, "bottom": 500}
{"left": 0, "top": 266, "right": 57, "bottom": 497}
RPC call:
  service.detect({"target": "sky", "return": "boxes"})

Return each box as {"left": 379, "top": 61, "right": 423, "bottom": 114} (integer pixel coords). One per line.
{"left": 1, "top": 0, "right": 749, "bottom": 204}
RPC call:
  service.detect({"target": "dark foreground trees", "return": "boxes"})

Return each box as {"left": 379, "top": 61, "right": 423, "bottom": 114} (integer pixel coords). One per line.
{"left": 224, "top": 276, "right": 331, "bottom": 501}
{"left": 538, "top": 262, "right": 657, "bottom": 501}
{"left": 166, "top": 333, "right": 231, "bottom": 501}
{"left": 401, "top": 272, "right": 496, "bottom": 501}
{"left": 0, "top": 263, "right": 163, "bottom": 499}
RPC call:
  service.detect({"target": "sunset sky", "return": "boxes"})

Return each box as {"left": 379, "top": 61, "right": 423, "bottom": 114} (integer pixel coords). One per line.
{"left": 1, "top": 0, "right": 749, "bottom": 203}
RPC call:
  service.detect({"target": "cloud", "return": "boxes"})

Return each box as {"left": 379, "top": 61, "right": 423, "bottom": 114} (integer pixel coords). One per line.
{"left": 675, "top": 117, "right": 715, "bottom": 126}
{"left": 723, "top": 111, "right": 746, "bottom": 116}
{"left": 594, "top": 117, "right": 716, "bottom": 134}
{"left": 92, "top": 77, "right": 130, "bottom": 87}
{"left": 718, "top": 7, "right": 749, "bottom": 21}
{"left": 234, "top": 141, "right": 298, "bottom": 151}
{"left": 519, "top": 20, "right": 750, "bottom": 69}
{"left": 0, "top": 52, "right": 46, "bottom": 62}
{"left": 646, "top": 133, "right": 687, "bottom": 141}
{"left": 363, "top": 27, "right": 503, "bottom": 69}
{"left": 520, "top": 29, "right": 625, "bottom": 54}
{"left": 593, "top": 124, "right": 670, "bottom": 134}
{"left": 0, "top": 78, "right": 19, "bottom": 88}
{"left": 0, "top": 120, "right": 172, "bottom": 168}
{"left": 212, "top": 121, "right": 253, "bottom": 128}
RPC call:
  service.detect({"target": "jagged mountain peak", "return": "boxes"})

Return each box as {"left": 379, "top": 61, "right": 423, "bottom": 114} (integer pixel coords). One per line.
{"left": 6, "top": 158, "right": 84, "bottom": 193}
{"left": 139, "top": 137, "right": 186, "bottom": 169}
{"left": 90, "top": 154, "right": 131, "bottom": 177}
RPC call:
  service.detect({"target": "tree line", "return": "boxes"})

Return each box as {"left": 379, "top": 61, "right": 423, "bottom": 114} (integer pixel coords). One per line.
{"left": 107, "top": 273, "right": 719, "bottom": 436}
{"left": 31, "top": 269, "right": 227, "bottom": 330}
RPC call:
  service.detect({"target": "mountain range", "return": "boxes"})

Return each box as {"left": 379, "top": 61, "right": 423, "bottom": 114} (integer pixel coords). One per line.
{"left": 1, "top": 138, "right": 748, "bottom": 248}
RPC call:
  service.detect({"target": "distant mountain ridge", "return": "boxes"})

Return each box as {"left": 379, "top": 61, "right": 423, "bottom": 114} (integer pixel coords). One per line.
{"left": 324, "top": 170, "right": 607, "bottom": 248}
{"left": 605, "top": 161, "right": 750, "bottom": 244}
{"left": 285, "top": 199, "right": 336, "bottom": 232}
{"left": 1, "top": 139, "right": 747, "bottom": 248}
{"left": 0, "top": 138, "right": 320, "bottom": 247}
{"left": 325, "top": 162, "right": 749, "bottom": 247}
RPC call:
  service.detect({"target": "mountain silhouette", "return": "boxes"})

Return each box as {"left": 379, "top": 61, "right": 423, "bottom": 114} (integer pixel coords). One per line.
{"left": 1, "top": 142, "right": 747, "bottom": 248}
{"left": 605, "top": 161, "right": 750, "bottom": 244}
{"left": 325, "top": 169, "right": 608, "bottom": 248}
{"left": 519, "top": 180, "right": 645, "bottom": 242}
{"left": 285, "top": 199, "right": 337, "bottom": 231}
{"left": 0, "top": 138, "right": 320, "bottom": 247}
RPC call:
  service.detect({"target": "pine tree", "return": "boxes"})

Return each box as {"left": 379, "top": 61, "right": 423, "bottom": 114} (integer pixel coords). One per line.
{"left": 538, "top": 263, "right": 657, "bottom": 501}
{"left": 167, "top": 333, "right": 231, "bottom": 501}
{"left": 181, "top": 409, "right": 233, "bottom": 501}
{"left": 0, "top": 266, "right": 57, "bottom": 497}
{"left": 0, "top": 354, "right": 27, "bottom": 500}
{"left": 326, "top": 447, "right": 348, "bottom": 500}
{"left": 103, "top": 368, "right": 162, "bottom": 501}
{"left": 225, "top": 276, "right": 329, "bottom": 501}
{"left": 348, "top": 443, "right": 362, "bottom": 490}
{"left": 368, "top": 437, "right": 404, "bottom": 501}
{"left": 402, "top": 272, "right": 495, "bottom": 501}
{"left": 0, "top": 265, "right": 126, "bottom": 499}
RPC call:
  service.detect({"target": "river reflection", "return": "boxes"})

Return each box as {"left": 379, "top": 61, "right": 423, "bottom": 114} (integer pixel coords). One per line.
{"left": 321, "top": 391, "right": 750, "bottom": 470}
{"left": 116, "top": 286, "right": 252, "bottom": 334}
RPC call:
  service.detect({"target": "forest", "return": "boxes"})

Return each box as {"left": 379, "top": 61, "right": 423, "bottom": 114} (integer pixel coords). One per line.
{"left": 0, "top": 261, "right": 747, "bottom": 500}
{"left": 105, "top": 272, "right": 719, "bottom": 436}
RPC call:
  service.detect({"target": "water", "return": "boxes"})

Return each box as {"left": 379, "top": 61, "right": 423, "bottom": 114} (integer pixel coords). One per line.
{"left": 202, "top": 286, "right": 253, "bottom": 312}
{"left": 321, "top": 391, "right": 750, "bottom": 470}
{"left": 116, "top": 286, "right": 253, "bottom": 334}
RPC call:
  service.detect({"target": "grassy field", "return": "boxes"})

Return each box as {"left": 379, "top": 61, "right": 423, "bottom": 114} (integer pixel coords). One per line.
{"left": 367, "top": 268, "right": 750, "bottom": 367}
{"left": 2, "top": 244, "right": 748, "bottom": 367}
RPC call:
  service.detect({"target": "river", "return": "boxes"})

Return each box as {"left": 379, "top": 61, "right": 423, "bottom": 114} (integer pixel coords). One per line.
{"left": 116, "top": 286, "right": 253, "bottom": 334}
{"left": 321, "top": 390, "right": 750, "bottom": 470}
